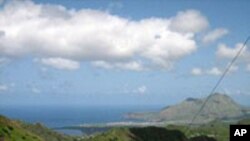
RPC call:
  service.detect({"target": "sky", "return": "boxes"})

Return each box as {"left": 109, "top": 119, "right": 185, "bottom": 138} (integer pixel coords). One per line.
{"left": 0, "top": 0, "right": 250, "bottom": 107}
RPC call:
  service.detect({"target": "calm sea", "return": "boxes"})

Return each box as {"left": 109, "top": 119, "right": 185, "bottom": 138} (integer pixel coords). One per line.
{"left": 0, "top": 105, "right": 160, "bottom": 135}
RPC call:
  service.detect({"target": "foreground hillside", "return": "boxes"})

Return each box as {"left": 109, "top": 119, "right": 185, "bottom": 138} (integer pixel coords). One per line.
{"left": 85, "top": 118, "right": 250, "bottom": 141}
{"left": 0, "top": 115, "right": 43, "bottom": 141}
{"left": 85, "top": 127, "right": 188, "bottom": 141}
{"left": 1, "top": 114, "right": 219, "bottom": 141}
{"left": 1, "top": 114, "right": 249, "bottom": 141}
{"left": 83, "top": 126, "right": 219, "bottom": 141}
{"left": 127, "top": 93, "right": 249, "bottom": 123}
{"left": 0, "top": 115, "right": 82, "bottom": 141}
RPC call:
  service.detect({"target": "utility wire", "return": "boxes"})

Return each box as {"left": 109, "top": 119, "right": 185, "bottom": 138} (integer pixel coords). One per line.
{"left": 185, "top": 35, "right": 250, "bottom": 134}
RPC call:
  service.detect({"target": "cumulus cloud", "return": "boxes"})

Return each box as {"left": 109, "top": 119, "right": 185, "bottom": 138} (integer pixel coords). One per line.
{"left": 229, "top": 65, "right": 239, "bottom": 73}
{"left": 191, "top": 65, "right": 238, "bottom": 76}
{"left": 0, "top": 84, "right": 8, "bottom": 92}
{"left": 40, "top": 57, "right": 80, "bottom": 70}
{"left": 216, "top": 43, "right": 249, "bottom": 60}
{"left": 169, "top": 9, "right": 209, "bottom": 33}
{"left": 191, "top": 68, "right": 203, "bottom": 76}
{"left": 206, "top": 67, "right": 223, "bottom": 76}
{"left": 190, "top": 67, "right": 223, "bottom": 76}
{"left": 216, "top": 43, "right": 250, "bottom": 72}
{"left": 92, "top": 61, "right": 144, "bottom": 71}
{"left": 202, "top": 28, "right": 228, "bottom": 43}
{"left": 133, "top": 85, "right": 147, "bottom": 94}
{"left": 0, "top": 1, "right": 213, "bottom": 71}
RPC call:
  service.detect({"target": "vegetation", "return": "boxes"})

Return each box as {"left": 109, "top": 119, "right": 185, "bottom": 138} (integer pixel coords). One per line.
{"left": 20, "top": 122, "right": 80, "bottom": 141}
{"left": 0, "top": 115, "right": 43, "bottom": 141}
{"left": 127, "top": 94, "right": 247, "bottom": 123}
{"left": 84, "top": 127, "right": 188, "bottom": 141}
{"left": 238, "top": 118, "right": 250, "bottom": 125}
{"left": 1, "top": 114, "right": 217, "bottom": 141}
{"left": 167, "top": 120, "right": 229, "bottom": 141}
{"left": 0, "top": 115, "right": 82, "bottom": 141}
{"left": 1, "top": 113, "right": 249, "bottom": 141}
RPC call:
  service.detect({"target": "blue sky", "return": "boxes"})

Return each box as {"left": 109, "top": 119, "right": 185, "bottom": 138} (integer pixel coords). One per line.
{"left": 0, "top": 0, "right": 250, "bottom": 107}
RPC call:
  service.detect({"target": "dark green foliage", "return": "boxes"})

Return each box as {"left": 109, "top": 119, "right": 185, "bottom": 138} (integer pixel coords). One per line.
{"left": 190, "top": 136, "right": 217, "bottom": 141}
{"left": 238, "top": 118, "right": 250, "bottom": 125}
{"left": 22, "top": 136, "right": 27, "bottom": 140}
{"left": 129, "top": 127, "right": 188, "bottom": 141}
{"left": 7, "top": 126, "right": 14, "bottom": 131}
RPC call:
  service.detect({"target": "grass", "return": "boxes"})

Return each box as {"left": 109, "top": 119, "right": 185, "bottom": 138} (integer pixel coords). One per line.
{"left": 0, "top": 115, "right": 44, "bottom": 141}
{"left": 1, "top": 114, "right": 250, "bottom": 141}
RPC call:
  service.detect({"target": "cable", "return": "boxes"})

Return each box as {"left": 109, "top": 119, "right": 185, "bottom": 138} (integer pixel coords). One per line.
{"left": 185, "top": 35, "right": 250, "bottom": 134}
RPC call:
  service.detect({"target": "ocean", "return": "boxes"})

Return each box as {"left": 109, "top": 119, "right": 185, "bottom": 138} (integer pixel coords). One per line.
{"left": 0, "top": 105, "right": 160, "bottom": 135}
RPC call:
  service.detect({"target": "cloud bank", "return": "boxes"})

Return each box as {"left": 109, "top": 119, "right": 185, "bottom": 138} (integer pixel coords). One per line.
{"left": 0, "top": 0, "right": 211, "bottom": 71}
{"left": 217, "top": 43, "right": 250, "bottom": 71}
{"left": 191, "top": 65, "right": 238, "bottom": 76}
{"left": 202, "top": 28, "right": 228, "bottom": 43}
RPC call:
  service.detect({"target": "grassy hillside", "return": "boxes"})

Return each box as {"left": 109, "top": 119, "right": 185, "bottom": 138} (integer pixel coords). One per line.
{"left": 85, "top": 127, "right": 188, "bottom": 141}
{"left": 3, "top": 114, "right": 248, "bottom": 141}
{"left": 167, "top": 121, "right": 229, "bottom": 141}
{"left": 238, "top": 118, "right": 250, "bottom": 125}
{"left": 0, "top": 115, "right": 82, "bottom": 141}
{"left": 20, "top": 122, "right": 80, "bottom": 141}
{"left": 127, "top": 94, "right": 246, "bottom": 123}
{"left": 0, "top": 115, "right": 44, "bottom": 141}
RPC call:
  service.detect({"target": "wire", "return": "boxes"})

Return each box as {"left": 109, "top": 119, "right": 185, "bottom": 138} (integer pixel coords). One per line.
{"left": 185, "top": 35, "right": 250, "bottom": 134}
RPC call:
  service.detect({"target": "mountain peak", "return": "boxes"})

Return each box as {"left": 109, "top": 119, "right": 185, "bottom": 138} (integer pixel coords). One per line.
{"left": 127, "top": 93, "right": 246, "bottom": 123}
{"left": 185, "top": 97, "right": 199, "bottom": 102}
{"left": 211, "top": 93, "right": 230, "bottom": 97}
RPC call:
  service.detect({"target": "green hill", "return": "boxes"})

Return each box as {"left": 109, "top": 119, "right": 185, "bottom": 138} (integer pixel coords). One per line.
{"left": 83, "top": 126, "right": 220, "bottom": 141}
{"left": 127, "top": 93, "right": 248, "bottom": 123}
{"left": 167, "top": 120, "right": 229, "bottom": 141}
{"left": 0, "top": 114, "right": 223, "bottom": 141}
{"left": 0, "top": 115, "right": 82, "bottom": 141}
{"left": 238, "top": 118, "right": 250, "bottom": 125}
{"left": 0, "top": 115, "right": 43, "bottom": 141}
{"left": 85, "top": 127, "right": 189, "bottom": 141}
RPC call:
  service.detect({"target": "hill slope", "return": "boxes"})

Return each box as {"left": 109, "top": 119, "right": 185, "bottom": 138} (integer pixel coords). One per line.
{"left": 85, "top": 127, "right": 188, "bottom": 141}
{"left": 0, "top": 115, "right": 44, "bottom": 141}
{"left": 127, "top": 93, "right": 248, "bottom": 123}
{"left": 84, "top": 126, "right": 218, "bottom": 141}
{"left": 0, "top": 115, "right": 81, "bottom": 141}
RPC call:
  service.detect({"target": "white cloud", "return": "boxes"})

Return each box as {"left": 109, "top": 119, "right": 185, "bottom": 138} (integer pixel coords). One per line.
{"left": 0, "top": 84, "right": 8, "bottom": 92}
{"left": 202, "top": 28, "right": 228, "bottom": 43}
{"left": 134, "top": 85, "right": 147, "bottom": 94}
{"left": 191, "top": 65, "right": 238, "bottom": 76}
{"left": 0, "top": 1, "right": 209, "bottom": 71}
{"left": 229, "top": 65, "right": 238, "bottom": 73}
{"left": 92, "top": 61, "right": 144, "bottom": 71}
{"left": 206, "top": 67, "right": 223, "bottom": 76}
{"left": 169, "top": 9, "right": 209, "bottom": 33}
{"left": 216, "top": 43, "right": 249, "bottom": 60}
{"left": 191, "top": 68, "right": 203, "bottom": 76}
{"left": 216, "top": 43, "right": 250, "bottom": 71}
{"left": 40, "top": 57, "right": 80, "bottom": 70}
